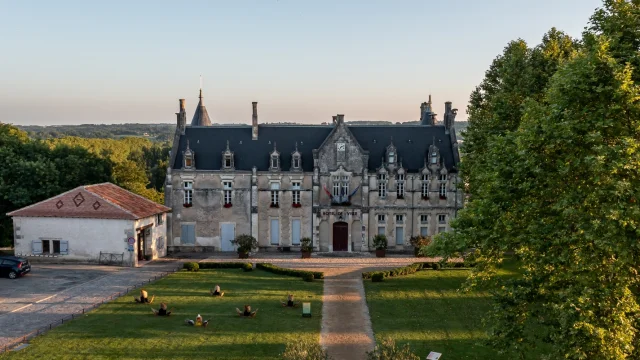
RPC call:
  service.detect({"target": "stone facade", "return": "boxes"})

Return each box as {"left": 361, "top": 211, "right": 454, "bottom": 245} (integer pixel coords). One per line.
{"left": 166, "top": 92, "right": 463, "bottom": 253}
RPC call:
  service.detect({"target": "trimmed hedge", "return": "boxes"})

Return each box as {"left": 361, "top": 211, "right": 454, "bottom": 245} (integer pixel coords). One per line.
{"left": 362, "top": 261, "right": 473, "bottom": 280}
{"left": 302, "top": 273, "right": 314, "bottom": 282}
{"left": 183, "top": 262, "right": 199, "bottom": 272}
{"left": 256, "top": 263, "right": 324, "bottom": 280}
{"left": 198, "top": 262, "right": 247, "bottom": 269}
{"left": 371, "top": 272, "right": 384, "bottom": 282}
{"left": 242, "top": 263, "right": 253, "bottom": 272}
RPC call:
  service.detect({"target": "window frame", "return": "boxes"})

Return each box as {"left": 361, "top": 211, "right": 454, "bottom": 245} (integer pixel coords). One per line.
{"left": 438, "top": 214, "right": 446, "bottom": 224}
{"left": 439, "top": 183, "right": 447, "bottom": 198}
{"left": 223, "top": 181, "right": 233, "bottom": 205}
{"left": 292, "top": 181, "right": 301, "bottom": 205}
{"left": 183, "top": 181, "right": 193, "bottom": 205}
{"left": 156, "top": 213, "right": 164, "bottom": 226}
{"left": 270, "top": 183, "right": 280, "bottom": 207}
{"left": 395, "top": 214, "right": 404, "bottom": 224}
{"left": 396, "top": 173, "right": 405, "bottom": 198}
{"left": 420, "top": 215, "right": 428, "bottom": 223}
{"left": 377, "top": 214, "right": 385, "bottom": 223}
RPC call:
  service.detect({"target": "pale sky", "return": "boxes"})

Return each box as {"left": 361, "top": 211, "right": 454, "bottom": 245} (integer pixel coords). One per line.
{"left": 0, "top": 0, "right": 602, "bottom": 126}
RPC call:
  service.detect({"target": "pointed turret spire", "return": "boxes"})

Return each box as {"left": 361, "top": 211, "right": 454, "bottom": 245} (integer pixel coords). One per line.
{"left": 191, "top": 84, "right": 212, "bottom": 126}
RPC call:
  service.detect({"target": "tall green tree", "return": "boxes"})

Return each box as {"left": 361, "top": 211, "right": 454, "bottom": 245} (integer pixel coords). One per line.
{"left": 428, "top": 1, "right": 640, "bottom": 358}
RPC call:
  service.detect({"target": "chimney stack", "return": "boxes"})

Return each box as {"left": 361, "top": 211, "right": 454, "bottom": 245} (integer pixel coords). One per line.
{"left": 444, "top": 101, "right": 457, "bottom": 132}
{"left": 252, "top": 102, "right": 258, "bottom": 140}
{"left": 176, "top": 99, "right": 187, "bottom": 133}
{"left": 336, "top": 114, "right": 345, "bottom": 124}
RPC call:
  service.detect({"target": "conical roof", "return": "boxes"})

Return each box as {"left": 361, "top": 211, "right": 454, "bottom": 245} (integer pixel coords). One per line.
{"left": 191, "top": 89, "right": 212, "bottom": 126}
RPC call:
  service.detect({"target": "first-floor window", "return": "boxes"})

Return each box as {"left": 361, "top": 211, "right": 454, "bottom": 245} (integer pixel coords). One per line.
{"left": 292, "top": 182, "right": 301, "bottom": 205}
{"left": 156, "top": 213, "right": 164, "bottom": 226}
{"left": 422, "top": 182, "right": 429, "bottom": 198}
{"left": 184, "top": 181, "right": 193, "bottom": 205}
{"left": 439, "top": 183, "right": 447, "bottom": 198}
{"left": 396, "top": 214, "right": 404, "bottom": 224}
{"left": 438, "top": 214, "right": 446, "bottom": 224}
{"left": 420, "top": 227, "right": 429, "bottom": 236}
{"left": 396, "top": 173, "right": 405, "bottom": 198}
{"left": 377, "top": 214, "right": 385, "bottom": 223}
{"left": 378, "top": 182, "right": 387, "bottom": 198}
{"left": 271, "top": 183, "right": 280, "bottom": 207}
{"left": 333, "top": 176, "right": 340, "bottom": 197}
{"left": 420, "top": 215, "right": 428, "bottom": 223}
{"left": 223, "top": 181, "right": 232, "bottom": 205}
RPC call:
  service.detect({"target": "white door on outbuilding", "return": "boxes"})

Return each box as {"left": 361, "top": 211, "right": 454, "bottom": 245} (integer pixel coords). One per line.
{"left": 220, "top": 223, "right": 235, "bottom": 252}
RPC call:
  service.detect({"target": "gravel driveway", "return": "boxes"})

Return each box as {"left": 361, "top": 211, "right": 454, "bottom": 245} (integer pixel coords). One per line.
{"left": 0, "top": 260, "right": 181, "bottom": 350}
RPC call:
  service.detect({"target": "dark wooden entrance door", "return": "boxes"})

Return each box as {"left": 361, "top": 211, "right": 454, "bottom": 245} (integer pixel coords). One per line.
{"left": 332, "top": 222, "right": 348, "bottom": 251}
{"left": 137, "top": 231, "right": 145, "bottom": 261}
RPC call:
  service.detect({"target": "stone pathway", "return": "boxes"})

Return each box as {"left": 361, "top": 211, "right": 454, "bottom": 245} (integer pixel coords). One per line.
{"left": 200, "top": 254, "right": 429, "bottom": 360}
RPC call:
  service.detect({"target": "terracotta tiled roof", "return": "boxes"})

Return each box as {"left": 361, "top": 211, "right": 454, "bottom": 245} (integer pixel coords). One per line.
{"left": 7, "top": 183, "right": 171, "bottom": 220}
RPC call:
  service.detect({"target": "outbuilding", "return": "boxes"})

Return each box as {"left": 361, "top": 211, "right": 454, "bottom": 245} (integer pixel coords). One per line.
{"left": 7, "top": 183, "right": 171, "bottom": 267}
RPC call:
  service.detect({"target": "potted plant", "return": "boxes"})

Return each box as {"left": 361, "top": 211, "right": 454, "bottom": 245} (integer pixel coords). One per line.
{"left": 300, "top": 237, "right": 312, "bottom": 259}
{"left": 409, "top": 235, "right": 432, "bottom": 257}
{"left": 230, "top": 234, "right": 258, "bottom": 259}
{"left": 372, "top": 234, "right": 387, "bottom": 258}
{"left": 223, "top": 203, "right": 232, "bottom": 208}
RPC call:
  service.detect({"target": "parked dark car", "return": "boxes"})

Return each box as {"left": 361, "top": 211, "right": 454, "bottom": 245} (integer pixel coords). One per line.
{"left": 0, "top": 256, "right": 31, "bottom": 279}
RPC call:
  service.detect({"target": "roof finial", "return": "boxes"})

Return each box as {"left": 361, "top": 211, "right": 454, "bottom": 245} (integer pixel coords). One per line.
{"left": 225, "top": 140, "right": 230, "bottom": 151}
{"left": 295, "top": 142, "right": 298, "bottom": 152}
{"left": 273, "top": 141, "right": 277, "bottom": 152}
{"left": 432, "top": 136, "right": 436, "bottom": 146}
{"left": 390, "top": 136, "right": 394, "bottom": 146}
{"left": 186, "top": 139, "right": 190, "bottom": 150}
{"left": 424, "top": 157, "right": 427, "bottom": 167}
{"left": 428, "top": 93, "right": 432, "bottom": 104}
{"left": 199, "top": 75, "right": 203, "bottom": 99}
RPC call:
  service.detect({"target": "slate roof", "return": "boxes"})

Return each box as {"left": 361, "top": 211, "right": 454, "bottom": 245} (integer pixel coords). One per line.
{"left": 7, "top": 183, "right": 171, "bottom": 220}
{"left": 191, "top": 90, "right": 212, "bottom": 126}
{"left": 173, "top": 124, "right": 457, "bottom": 173}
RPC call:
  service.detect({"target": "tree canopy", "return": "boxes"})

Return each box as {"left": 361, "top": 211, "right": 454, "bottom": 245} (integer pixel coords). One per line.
{"left": 428, "top": 0, "right": 640, "bottom": 358}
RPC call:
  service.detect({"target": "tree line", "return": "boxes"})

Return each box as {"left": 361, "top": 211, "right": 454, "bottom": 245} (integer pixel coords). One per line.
{"left": 427, "top": 0, "right": 640, "bottom": 358}
{"left": 0, "top": 124, "right": 170, "bottom": 247}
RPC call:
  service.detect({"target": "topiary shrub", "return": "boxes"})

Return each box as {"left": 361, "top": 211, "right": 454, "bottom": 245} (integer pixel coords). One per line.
{"left": 366, "top": 338, "right": 420, "bottom": 360}
{"left": 303, "top": 272, "right": 314, "bottom": 282}
{"left": 183, "top": 262, "right": 199, "bottom": 272}
{"left": 371, "top": 272, "right": 384, "bottom": 282}
{"left": 242, "top": 263, "right": 253, "bottom": 272}
{"left": 280, "top": 339, "right": 333, "bottom": 360}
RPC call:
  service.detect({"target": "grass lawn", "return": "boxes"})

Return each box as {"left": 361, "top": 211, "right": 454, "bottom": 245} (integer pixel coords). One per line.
{"left": 2, "top": 269, "right": 323, "bottom": 360}
{"left": 364, "top": 266, "right": 519, "bottom": 360}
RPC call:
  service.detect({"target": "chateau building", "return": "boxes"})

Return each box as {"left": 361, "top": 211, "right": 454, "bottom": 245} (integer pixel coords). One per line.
{"left": 165, "top": 91, "right": 462, "bottom": 252}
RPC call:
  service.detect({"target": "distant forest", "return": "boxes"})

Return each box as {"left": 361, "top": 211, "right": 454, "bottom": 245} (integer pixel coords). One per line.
{"left": 16, "top": 121, "right": 468, "bottom": 141}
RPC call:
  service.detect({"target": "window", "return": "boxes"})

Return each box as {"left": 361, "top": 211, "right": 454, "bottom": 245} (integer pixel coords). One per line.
{"left": 377, "top": 173, "right": 387, "bottom": 198}
{"left": 341, "top": 175, "right": 349, "bottom": 197}
{"left": 292, "top": 155, "right": 301, "bottom": 169}
{"left": 438, "top": 214, "right": 446, "bottom": 224}
{"left": 388, "top": 151, "right": 395, "bottom": 164}
{"left": 270, "top": 219, "right": 280, "bottom": 245}
{"left": 185, "top": 157, "right": 192, "bottom": 168}
{"left": 439, "top": 174, "right": 447, "bottom": 181}
{"left": 396, "top": 173, "right": 405, "bottom": 198}
{"left": 42, "top": 240, "right": 51, "bottom": 254}
{"left": 420, "top": 215, "right": 428, "bottom": 223}
{"left": 420, "top": 227, "right": 429, "bottom": 236}
{"left": 333, "top": 176, "right": 340, "bottom": 197}
{"left": 439, "top": 183, "right": 447, "bottom": 198}
{"left": 181, "top": 224, "right": 195, "bottom": 245}
{"left": 156, "top": 213, "right": 164, "bottom": 226}
{"left": 224, "top": 156, "right": 232, "bottom": 168}
{"left": 52, "top": 240, "right": 61, "bottom": 254}
{"left": 292, "top": 219, "right": 301, "bottom": 245}
{"left": 184, "top": 181, "right": 193, "bottom": 205}
{"left": 396, "top": 214, "right": 404, "bottom": 224}
{"left": 377, "top": 214, "right": 385, "bottom": 223}
{"left": 271, "top": 183, "right": 280, "bottom": 207}
{"left": 292, "top": 182, "right": 301, "bottom": 205}
{"left": 222, "top": 141, "right": 234, "bottom": 169}
{"left": 422, "top": 174, "right": 430, "bottom": 198}
{"left": 395, "top": 227, "right": 404, "bottom": 245}
{"left": 431, "top": 151, "right": 437, "bottom": 164}
{"left": 223, "top": 181, "right": 232, "bottom": 205}
{"left": 271, "top": 154, "right": 279, "bottom": 169}
{"left": 438, "top": 226, "right": 446, "bottom": 234}
{"left": 378, "top": 226, "right": 385, "bottom": 235}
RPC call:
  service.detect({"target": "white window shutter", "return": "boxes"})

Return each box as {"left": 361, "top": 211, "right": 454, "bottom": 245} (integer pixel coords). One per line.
{"left": 32, "top": 240, "right": 42, "bottom": 254}
{"left": 60, "top": 241, "right": 69, "bottom": 255}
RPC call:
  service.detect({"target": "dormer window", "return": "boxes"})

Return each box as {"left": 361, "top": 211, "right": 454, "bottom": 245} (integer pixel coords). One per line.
{"left": 270, "top": 143, "right": 280, "bottom": 171}
{"left": 183, "top": 140, "right": 195, "bottom": 170}
{"left": 431, "top": 151, "right": 437, "bottom": 164}
{"left": 290, "top": 143, "right": 302, "bottom": 171}
{"left": 388, "top": 151, "right": 395, "bottom": 164}
{"left": 293, "top": 156, "right": 300, "bottom": 168}
{"left": 439, "top": 174, "right": 447, "bottom": 181}
{"left": 386, "top": 139, "right": 397, "bottom": 166}
{"left": 222, "top": 141, "right": 234, "bottom": 170}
